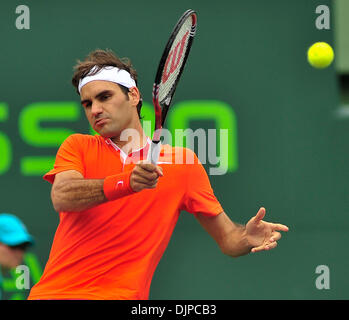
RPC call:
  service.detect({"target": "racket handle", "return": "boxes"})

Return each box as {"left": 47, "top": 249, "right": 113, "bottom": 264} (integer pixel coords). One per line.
{"left": 147, "top": 140, "right": 161, "bottom": 164}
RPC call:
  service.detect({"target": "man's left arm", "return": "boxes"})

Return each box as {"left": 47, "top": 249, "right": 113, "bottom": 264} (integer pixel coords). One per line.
{"left": 195, "top": 207, "right": 289, "bottom": 257}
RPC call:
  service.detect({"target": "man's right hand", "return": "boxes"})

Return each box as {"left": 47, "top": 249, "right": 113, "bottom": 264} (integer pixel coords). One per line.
{"left": 130, "top": 161, "right": 164, "bottom": 192}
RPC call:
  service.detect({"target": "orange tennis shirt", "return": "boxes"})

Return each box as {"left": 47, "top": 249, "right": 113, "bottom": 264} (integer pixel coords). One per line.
{"left": 28, "top": 133, "right": 223, "bottom": 300}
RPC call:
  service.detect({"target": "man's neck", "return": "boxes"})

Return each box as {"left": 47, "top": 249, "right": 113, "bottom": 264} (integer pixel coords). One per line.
{"left": 110, "top": 130, "right": 148, "bottom": 155}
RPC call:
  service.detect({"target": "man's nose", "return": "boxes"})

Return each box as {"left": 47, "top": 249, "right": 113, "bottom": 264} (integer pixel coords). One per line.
{"left": 91, "top": 102, "right": 103, "bottom": 116}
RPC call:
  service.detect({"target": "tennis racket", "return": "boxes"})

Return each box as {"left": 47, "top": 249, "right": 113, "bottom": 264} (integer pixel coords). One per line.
{"left": 147, "top": 9, "right": 197, "bottom": 164}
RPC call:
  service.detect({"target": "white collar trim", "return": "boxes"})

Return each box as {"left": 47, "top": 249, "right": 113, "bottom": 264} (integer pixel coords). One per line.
{"left": 105, "top": 137, "right": 151, "bottom": 163}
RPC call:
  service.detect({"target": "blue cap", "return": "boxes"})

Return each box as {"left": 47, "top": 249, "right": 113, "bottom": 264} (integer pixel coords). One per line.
{"left": 0, "top": 214, "right": 34, "bottom": 247}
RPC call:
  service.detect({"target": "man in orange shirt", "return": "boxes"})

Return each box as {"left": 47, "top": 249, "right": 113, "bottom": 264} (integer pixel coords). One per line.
{"left": 28, "top": 49, "right": 289, "bottom": 300}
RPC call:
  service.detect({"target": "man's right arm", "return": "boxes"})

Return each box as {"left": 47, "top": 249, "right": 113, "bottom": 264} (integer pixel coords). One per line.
{"left": 51, "top": 162, "right": 163, "bottom": 213}
{"left": 51, "top": 170, "right": 107, "bottom": 212}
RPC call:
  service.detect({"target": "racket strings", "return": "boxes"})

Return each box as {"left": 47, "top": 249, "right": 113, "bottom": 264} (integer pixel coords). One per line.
{"left": 158, "top": 17, "right": 193, "bottom": 103}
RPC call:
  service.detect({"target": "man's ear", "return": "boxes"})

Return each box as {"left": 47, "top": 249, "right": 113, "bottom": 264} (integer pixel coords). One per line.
{"left": 128, "top": 87, "right": 141, "bottom": 108}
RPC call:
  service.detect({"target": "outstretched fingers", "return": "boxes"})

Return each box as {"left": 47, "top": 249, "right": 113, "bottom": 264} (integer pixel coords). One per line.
{"left": 271, "top": 223, "right": 289, "bottom": 232}
{"left": 251, "top": 241, "right": 278, "bottom": 253}
{"left": 270, "top": 231, "right": 281, "bottom": 242}
{"left": 251, "top": 230, "right": 286, "bottom": 253}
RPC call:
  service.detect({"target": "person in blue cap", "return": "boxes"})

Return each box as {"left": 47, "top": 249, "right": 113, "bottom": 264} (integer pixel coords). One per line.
{"left": 0, "top": 213, "right": 34, "bottom": 299}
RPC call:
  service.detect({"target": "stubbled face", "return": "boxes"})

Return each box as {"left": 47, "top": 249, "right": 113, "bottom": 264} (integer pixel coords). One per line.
{"left": 0, "top": 243, "right": 24, "bottom": 269}
{"left": 80, "top": 81, "right": 139, "bottom": 139}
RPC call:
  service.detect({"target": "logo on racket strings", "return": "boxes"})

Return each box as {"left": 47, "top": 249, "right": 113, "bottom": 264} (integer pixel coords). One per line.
{"left": 161, "top": 31, "right": 189, "bottom": 84}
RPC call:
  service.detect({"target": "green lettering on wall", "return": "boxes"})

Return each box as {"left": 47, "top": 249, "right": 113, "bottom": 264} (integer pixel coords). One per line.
{"left": 167, "top": 100, "right": 238, "bottom": 173}
{"left": 20, "top": 156, "right": 56, "bottom": 176}
{"left": 19, "top": 102, "right": 80, "bottom": 175}
{"left": 0, "top": 103, "right": 12, "bottom": 175}
{"left": 14, "top": 100, "right": 236, "bottom": 176}
{"left": 19, "top": 102, "right": 80, "bottom": 146}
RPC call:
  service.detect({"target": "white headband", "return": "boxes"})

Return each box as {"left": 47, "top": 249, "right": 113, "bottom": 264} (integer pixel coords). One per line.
{"left": 78, "top": 66, "right": 137, "bottom": 94}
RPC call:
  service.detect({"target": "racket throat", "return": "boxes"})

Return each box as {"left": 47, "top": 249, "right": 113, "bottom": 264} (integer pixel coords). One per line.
{"left": 147, "top": 140, "right": 162, "bottom": 164}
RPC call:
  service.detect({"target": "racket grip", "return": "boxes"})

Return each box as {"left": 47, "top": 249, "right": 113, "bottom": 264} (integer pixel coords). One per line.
{"left": 147, "top": 140, "right": 161, "bottom": 164}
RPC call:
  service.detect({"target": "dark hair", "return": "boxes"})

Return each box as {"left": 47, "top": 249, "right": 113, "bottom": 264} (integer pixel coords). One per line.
{"left": 71, "top": 49, "right": 143, "bottom": 118}
{"left": 8, "top": 242, "right": 30, "bottom": 251}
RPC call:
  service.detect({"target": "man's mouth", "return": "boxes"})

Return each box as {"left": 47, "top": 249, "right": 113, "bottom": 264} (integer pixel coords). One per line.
{"left": 94, "top": 118, "right": 108, "bottom": 127}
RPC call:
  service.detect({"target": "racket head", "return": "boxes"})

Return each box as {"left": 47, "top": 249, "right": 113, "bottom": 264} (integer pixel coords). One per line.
{"left": 152, "top": 9, "right": 197, "bottom": 139}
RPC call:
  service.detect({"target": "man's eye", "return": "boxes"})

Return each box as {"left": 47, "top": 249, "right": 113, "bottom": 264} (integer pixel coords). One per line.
{"left": 83, "top": 102, "right": 91, "bottom": 108}
{"left": 101, "top": 95, "right": 110, "bottom": 101}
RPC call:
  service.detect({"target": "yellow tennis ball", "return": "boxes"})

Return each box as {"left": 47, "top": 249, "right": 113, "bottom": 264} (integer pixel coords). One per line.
{"left": 307, "top": 42, "right": 334, "bottom": 69}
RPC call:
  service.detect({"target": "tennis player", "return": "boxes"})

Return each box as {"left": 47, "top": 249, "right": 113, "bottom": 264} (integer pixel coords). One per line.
{"left": 28, "top": 49, "right": 289, "bottom": 300}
